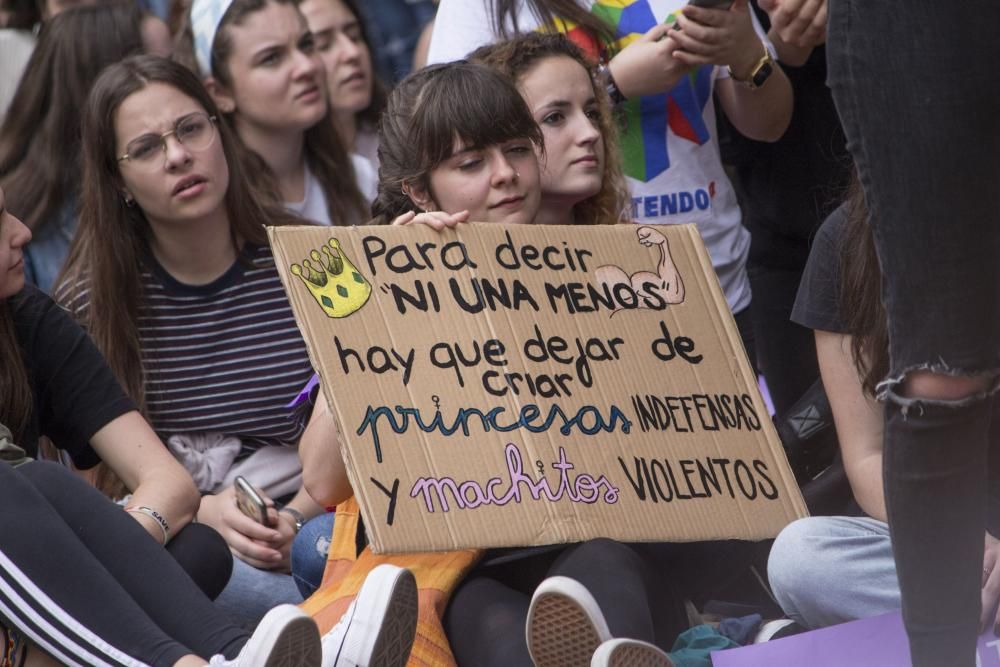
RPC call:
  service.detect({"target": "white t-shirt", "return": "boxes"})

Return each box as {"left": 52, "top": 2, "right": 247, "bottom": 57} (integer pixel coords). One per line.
{"left": 351, "top": 153, "right": 379, "bottom": 206}
{"left": 428, "top": 0, "right": 767, "bottom": 314}
{"left": 285, "top": 156, "right": 377, "bottom": 226}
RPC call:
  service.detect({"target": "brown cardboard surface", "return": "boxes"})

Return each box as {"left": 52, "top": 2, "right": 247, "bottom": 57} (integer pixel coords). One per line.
{"left": 269, "top": 222, "right": 808, "bottom": 554}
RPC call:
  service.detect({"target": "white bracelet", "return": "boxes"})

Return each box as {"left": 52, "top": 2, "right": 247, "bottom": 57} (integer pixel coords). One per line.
{"left": 125, "top": 506, "right": 171, "bottom": 544}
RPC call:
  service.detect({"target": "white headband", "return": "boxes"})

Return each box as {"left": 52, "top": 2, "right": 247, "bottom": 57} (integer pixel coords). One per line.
{"left": 190, "top": 0, "right": 235, "bottom": 77}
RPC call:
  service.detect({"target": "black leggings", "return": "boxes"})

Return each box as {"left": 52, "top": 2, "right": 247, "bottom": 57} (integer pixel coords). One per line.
{"left": 167, "top": 522, "right": 233, "bottom": 602}
{"left": 0, "top": 461, "right": 249, "bottom": 667}
{"left": 443, "top": 538, "right": 688, "bottom": 667}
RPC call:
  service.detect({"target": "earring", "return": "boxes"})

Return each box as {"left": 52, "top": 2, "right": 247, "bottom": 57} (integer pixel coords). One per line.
{"left": 514, "top": 171, "right": 521, "bottom": 180}
{"left": 123, "top": 194, "right": 135, "bottom": 207}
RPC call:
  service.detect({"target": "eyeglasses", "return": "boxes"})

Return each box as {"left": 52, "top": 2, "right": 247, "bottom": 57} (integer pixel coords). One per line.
{"left": 117, "top": 113, "right": 218, "bottom": 171}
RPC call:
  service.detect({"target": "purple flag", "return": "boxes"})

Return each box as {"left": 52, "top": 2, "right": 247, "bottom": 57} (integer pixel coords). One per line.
{"left": 712, "top": 611, "right": 1000, "bottom": 667}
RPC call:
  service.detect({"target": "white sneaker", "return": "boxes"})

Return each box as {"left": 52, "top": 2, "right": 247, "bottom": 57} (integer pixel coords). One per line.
{"left": 321, "top": 564, "right": 418, "bottom": 667}
{"left": 526, "top": 576, "right": 612, "bottom": 667}
{"left": 591, "top": 638, "right": 674, "bottom": 667}
{"left": 209, "top": 604, "right": 321, "bottom": 667}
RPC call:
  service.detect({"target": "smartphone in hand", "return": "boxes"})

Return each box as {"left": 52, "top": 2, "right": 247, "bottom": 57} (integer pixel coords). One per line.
{"left": 234, "top": 476, "right": 273, "bottom": 526}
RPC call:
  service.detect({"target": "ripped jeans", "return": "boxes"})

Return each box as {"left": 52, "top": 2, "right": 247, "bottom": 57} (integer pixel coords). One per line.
{"left": 290, "top": 513, "right": 335, "bottom": 598}
{"left": 828, "top": 2, "right": 1000, "bottom": 665}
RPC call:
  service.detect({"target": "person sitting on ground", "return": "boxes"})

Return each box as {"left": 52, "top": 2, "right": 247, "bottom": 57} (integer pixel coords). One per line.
{"left": 0, "top": 183, "right": 419, "bottom": 667}
{"left": 55, "top": 54, "right": 324, "bottom": 625}
{"left": 468, "top": 32, "right": 630, "bottom": 228}
{"left": 767, "top": 177, "right": 1000, "bottom": 637}
{"left": 299, "top": 60, "right": 681, "bottom": 667}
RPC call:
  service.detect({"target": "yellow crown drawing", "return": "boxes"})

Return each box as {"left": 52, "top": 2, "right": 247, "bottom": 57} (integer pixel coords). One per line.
{"left": 290, "top": 238, "right": 372, "bottom": 318}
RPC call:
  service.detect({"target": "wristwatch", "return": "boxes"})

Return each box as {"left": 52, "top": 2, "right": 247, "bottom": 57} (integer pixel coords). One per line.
{"left": 727, "top": 42, "right": 775, "bottom": 90}
{"left": 278, "top": 506, "right": 306, "bottom": 534}
{"left": 597, "top": 63, "right": 627, "bottom": 106}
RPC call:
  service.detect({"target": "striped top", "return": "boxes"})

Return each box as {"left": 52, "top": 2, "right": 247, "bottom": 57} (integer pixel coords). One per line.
{"left": 61, "top": 244, "right": 315, "bottom": 456}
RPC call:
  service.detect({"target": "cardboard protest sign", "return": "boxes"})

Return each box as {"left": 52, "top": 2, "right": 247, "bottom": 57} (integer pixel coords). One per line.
{"left": 268, "top": 223, "right": 808, "bottom": 553}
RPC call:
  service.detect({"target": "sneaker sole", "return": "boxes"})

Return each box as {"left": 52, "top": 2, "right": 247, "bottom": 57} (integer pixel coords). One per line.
{"left": 336, "top": 567, "right": 418, "bottom": 667}
{"left": 527, "top": 579, "right": 610, "bottom": 667}
{"left": 252, "top": 607, "right": 322, "bottom": 667}
{"left": 368, "top": 569, "right": 418, "bottom": 667}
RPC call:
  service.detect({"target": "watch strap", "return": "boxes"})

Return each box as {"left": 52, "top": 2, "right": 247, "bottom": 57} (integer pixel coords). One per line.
{"left": 598, "top": 63, "right": 626, "bottom": 106}
{"left": 278, "top": 506, "right": 306, "bottom": 533}
{"left": 727, "top": 41, "right": 774, "bottom": 89}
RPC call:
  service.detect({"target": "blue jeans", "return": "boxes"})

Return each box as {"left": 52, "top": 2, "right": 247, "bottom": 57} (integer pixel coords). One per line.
{"left": 290, "top": 513, "right": 335, "bottom": 598}
{"left": 213, "top": 557, "right": 303, "bottom": 627}
{"left": 768, "top": 516, "right": 900, "bottom": 629}
{"left": 828, "top": 2, "right": 1000, "bottom": 664}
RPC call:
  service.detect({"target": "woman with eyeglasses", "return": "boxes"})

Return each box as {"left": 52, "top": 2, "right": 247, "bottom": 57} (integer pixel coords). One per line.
{"left": 56, "top": 54, "right": 327, "bottom": 625}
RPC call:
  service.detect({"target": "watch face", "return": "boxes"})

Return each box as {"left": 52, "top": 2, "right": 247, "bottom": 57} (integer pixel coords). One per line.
{"left": 752, "top": 61, "right": 774, "bottom": 88}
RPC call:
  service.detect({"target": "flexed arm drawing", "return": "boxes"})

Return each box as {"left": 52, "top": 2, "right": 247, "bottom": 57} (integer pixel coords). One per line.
{"left": 596, "top": 226, "right": 685, "bottom": 311}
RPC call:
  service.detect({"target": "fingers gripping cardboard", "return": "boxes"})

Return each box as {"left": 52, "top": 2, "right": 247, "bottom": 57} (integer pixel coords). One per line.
{"left": 269, "top": 223, "right": 807, "bottom": 553}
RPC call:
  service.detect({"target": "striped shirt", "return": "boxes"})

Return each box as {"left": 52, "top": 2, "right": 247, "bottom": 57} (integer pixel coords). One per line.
{"left": 61, "top": 245, "right": 315, "bottom": 456}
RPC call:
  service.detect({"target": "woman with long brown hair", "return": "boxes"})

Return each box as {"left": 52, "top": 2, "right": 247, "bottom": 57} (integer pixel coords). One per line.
{"left": 173, "top": 0, "right": 373, "bottom": 225}
{"left": 0, "top": 2, "right": 154, "bottom": 292}
{"left": 56, "top": 54, "right": 324, "bottom": 624}
{"left": 470, "top": 32, "right": 629, "bottom": 227}
{"left": 297, "top": 0, "right": 385, "bottom": 169}
{"left": 428, "top": 0, "right": 795, "bottom": 369}
{"left": 301, "top": 61, "right": 684, "bottom": 667}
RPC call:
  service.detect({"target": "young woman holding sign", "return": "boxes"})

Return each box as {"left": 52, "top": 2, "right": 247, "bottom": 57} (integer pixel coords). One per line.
{"left": 300, "top": 60, "right": 683, "bottom": 667}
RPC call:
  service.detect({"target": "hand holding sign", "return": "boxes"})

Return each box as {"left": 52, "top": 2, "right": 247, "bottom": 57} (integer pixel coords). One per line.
{"left": 270, "top": 222, "right": 806, "bottom": 553}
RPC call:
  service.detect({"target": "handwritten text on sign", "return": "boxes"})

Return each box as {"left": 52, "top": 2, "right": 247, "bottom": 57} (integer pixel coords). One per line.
{"left": 269, "top": 223, "right": 807, "bottom": 553}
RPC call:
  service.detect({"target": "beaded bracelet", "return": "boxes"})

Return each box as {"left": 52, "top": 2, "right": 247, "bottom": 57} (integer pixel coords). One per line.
{"left": 124, "top": 506, "right": 170, "bottom": 545}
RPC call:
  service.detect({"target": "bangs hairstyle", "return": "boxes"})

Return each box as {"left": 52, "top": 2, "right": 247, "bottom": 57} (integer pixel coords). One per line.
{"left": 174, "top": 0, "right": 368, "bottom": 225}
{"left": 373, "top": 61, "right": 544, "bottom": 222}
{"left": 470, "top": 32, "right": 630, "bottom": 225}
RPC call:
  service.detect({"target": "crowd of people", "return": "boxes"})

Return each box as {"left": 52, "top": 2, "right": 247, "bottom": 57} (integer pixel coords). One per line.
{"left": 0, "top": 0, "right": 993, "bottom": 665}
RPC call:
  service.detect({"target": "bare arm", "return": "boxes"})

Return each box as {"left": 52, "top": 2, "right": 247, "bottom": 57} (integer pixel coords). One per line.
{"left": 89, "top": 411, "right": 199, "bottom": 544}
{"left": 815, "top": 330, "right": 886, "bottom": 522}
{"left": 672, "top": 0, "right": 793, "bottom": 142}
{"left": 714, "top": 65, "right": 792, "bottom": 142}
{"left": 300, "top": 386, "right": 354, "bottom": 508}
